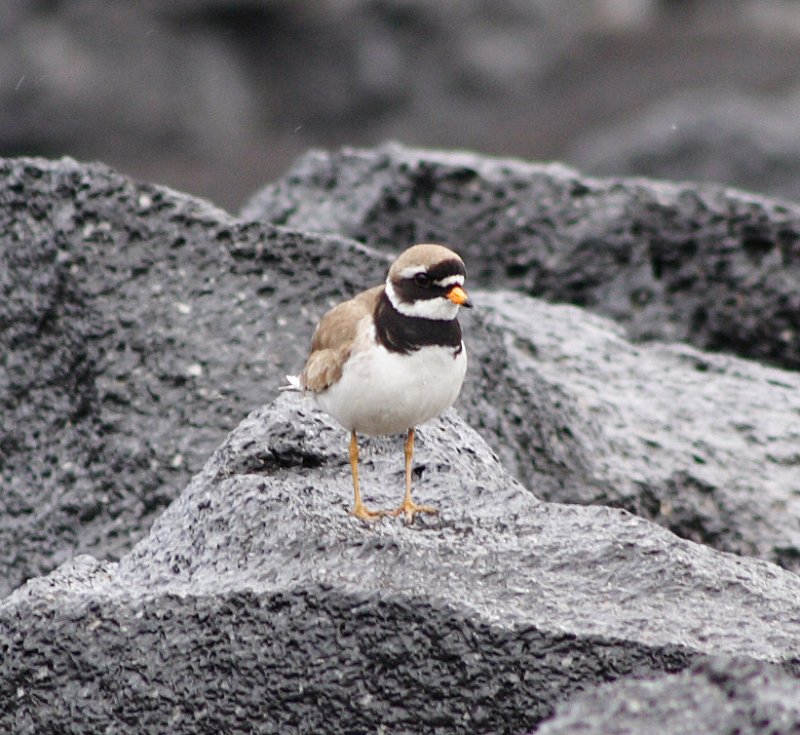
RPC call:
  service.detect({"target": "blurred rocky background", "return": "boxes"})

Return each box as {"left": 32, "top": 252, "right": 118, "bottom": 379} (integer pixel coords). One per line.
{"left": 4, "top": 0, "right": 800, "bottom": 212}
{"left": 4, "top": 3, "right": 800, "bottom": 730}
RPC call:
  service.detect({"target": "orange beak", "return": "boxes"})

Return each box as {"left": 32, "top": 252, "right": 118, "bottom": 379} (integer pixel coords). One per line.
{"left": 446, "top": 284, "right": 473, "bottom": 308}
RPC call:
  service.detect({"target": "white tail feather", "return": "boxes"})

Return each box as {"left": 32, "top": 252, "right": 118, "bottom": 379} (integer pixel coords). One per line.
{"left": 279, "top": 374, "right": 303, "bottom": 392}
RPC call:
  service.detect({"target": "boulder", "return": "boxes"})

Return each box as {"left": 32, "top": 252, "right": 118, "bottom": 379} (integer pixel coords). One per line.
{"left": 535, "top": 657, "right": 800, "bottom": 735}
{"left": 241, "top": 144, "right": 800, "bottom": 572}
{"left": 569, "top": 89, "right": 800, "bottom": 204}
{"left": 0, "top": 156, "right": 387, "bottom": 595}
{"left": 6, "top": 2, "right": 800, "bottom": 210}
{"left": 473, "top": 292, "right": 800, "bottom": 571}
{"left": 3, "top": 149, "right": 800, "bottom": 603}
{"left": 2, "top": 395, "right": 799, "bottom": 734}
{"left": 243, "top": 143, "right": 800, "bottom": 370}
{"left": 3, "top": 149, "right": 800, "bottom": 733}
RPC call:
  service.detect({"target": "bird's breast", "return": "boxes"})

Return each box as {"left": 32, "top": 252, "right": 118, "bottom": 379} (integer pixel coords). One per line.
{"left": 315, "top": 341, "right": 467, "bottom": 436}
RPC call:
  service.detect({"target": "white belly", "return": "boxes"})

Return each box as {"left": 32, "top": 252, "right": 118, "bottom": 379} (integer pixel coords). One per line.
{"left": 315, "top": 339, "right": 467, "bottom": 436}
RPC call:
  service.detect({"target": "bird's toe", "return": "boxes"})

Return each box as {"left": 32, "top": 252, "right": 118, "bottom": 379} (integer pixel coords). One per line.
{"left": 392, "top": 501, "right": 438, "bottom": 524}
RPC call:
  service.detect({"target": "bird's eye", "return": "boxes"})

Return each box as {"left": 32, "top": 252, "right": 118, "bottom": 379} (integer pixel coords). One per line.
{"left": 414, "top": 273, "right": 431, "bottom": 287}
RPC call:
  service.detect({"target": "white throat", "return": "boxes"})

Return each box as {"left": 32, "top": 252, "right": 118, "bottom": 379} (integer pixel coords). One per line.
{"left": 385, "top": 278, "right": 460, "bottom": 321}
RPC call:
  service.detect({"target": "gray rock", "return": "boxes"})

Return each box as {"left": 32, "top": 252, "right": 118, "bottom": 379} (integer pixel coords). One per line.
{"left": 2, "top": 394, "right": 799, "bottom": 734}
{"left": 242, "top": 143, "right": 800, "bottom": 370}
{"left": 240, "top": 144, "right": 800, "bottom": 573}
{"left": 534, "top": 657, "right": 800, "bottom": 735}
{"left": 7, "top": 2, "right": 800, "bottom": 210}
{"left": 3, "top": 149, "right": 800, "bottom": 608}
{"left": 0, "top": 155, "right": 389, "bottom": 596}
{"left": 4, "top": 148, "right": 800, "bottom": 731}
{"left": 475, "top": 292, "right": 800, "bottom": 571}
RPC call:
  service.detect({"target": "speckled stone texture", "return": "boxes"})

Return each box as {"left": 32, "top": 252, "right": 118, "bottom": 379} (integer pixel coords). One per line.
{"left": 0, "top": 156, "right": 387, "bottom": 595}
{"left": 243, "top": 143, "right": 800, "bottom": 369}
{"left": 535, "top": 657, "right": 800, "bottom": 735}
{"left": 476, "top": 293, "right": 800, "bottom": 571}
{"left": 243, "top": 144, "right": 800, "bottom": 570}
{"left": 2, "top": 396, "right": 799, "bottom": 734}
{"left": 2, "top": 149, "right": 800, "bottom": 733}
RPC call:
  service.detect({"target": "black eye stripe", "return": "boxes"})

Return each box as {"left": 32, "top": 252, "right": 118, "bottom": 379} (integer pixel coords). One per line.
{"left": 395, "top": 280, "right": 447, "bottom": 302}
{"left": 403, "top": 259, "right": 465, "bottom": 283}
{"left": 392, "top": 258, "right": 466, "bottom": 303}
{"left": 426, "top": 259, "right": 466, "bottom": 282}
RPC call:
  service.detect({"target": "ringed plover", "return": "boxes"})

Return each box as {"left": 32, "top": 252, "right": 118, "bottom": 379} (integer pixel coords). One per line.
{"left": 286, "top": 243, "right": 472, "bottom": 521}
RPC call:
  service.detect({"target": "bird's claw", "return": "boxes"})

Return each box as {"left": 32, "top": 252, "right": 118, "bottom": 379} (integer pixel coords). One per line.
{"left": 391, "top": 501, "right": 439, "bottom": 524}
{"left": 351, "top": 503, "right": 388, "bottom": 521}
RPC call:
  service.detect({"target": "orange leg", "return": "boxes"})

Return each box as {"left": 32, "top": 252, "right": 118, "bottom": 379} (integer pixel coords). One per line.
{"left": 392, "top": 428, "right": 438, "bottom": 523}
{"left": 350, "top": 431, "right": 385, "bottom": 520}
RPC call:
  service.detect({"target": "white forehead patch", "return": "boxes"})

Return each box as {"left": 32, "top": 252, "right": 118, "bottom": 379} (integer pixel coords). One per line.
{"left": 434, "top": 274, "right": 464, "bottom": 288}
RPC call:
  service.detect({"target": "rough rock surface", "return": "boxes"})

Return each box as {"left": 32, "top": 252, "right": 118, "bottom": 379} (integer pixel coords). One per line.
{"left": 3, "top": 150, "right": 800, "bottom": 603}
{"left": 2, "top": 395, "right": 799, "bottom": 734}
{"left": 243, "top": 143, "right": 800, "bottom": 370}
{"left": 0, "top": 156, "right": 388, "bottom": 595}
{"left": 6, "top": 1, "right": 800, "bottom": 209}
{"left": 476, "top": 292, "right": 800, "bottom": 571}
{"left": 3, "top": 149, "right": 800, "bottom": 733}
{"left": 534, "top": 657, "right": 800, "bottom": 735}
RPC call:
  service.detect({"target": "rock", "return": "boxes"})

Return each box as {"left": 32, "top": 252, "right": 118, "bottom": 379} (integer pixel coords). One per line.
{"left": 242, "top": 143, "right": 800, "bottom": 370}
{"left": 535, "top": 657, "right": 800, "bottom": 735}
{"left": 3, "top": 147, "right": 800, "bottom": 731}
{"left": 474, "top": 292, "right": 800, "bottom": 571}
{"left": 240, "top": 143, "right": 800, "bottom": 569}
{"left": 3, "top": 149, "right": 800, "bottom": 606}
{"left": 6, "top": 3, "right": 800, "bottom": 209}
{"left": 0, "top": 155, "right": 389, "bottom": 596}
{"left": 2, "top": 394, "right": 799, "bottom": 734}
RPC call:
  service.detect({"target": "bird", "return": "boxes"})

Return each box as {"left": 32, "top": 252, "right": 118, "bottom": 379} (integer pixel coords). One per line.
{"left": 286, "top": 243, "right": 472, "bottom": 522}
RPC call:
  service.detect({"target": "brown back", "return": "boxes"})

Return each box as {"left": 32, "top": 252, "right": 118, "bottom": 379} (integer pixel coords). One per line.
{"left": 300, "top": 285, "right": 383, "bottom": 392}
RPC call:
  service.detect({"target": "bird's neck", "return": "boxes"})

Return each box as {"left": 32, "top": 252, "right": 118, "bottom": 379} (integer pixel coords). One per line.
{"left": 374, "top": 290, "right": 462, "bottom": 355}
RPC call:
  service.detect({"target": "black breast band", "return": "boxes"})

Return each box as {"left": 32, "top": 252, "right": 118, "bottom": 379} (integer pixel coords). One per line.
{"left": 374, "top": 291, "right": 463, "bottom": 355}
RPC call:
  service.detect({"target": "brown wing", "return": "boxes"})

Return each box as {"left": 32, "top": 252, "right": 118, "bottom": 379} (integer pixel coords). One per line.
{"left": 300, "top": 285, "right": 383, "bottom": 393}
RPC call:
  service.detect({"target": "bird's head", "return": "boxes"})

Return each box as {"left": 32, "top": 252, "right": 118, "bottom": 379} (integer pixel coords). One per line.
{"left": 385, "top": 243, "right": 472, "bottom": 320}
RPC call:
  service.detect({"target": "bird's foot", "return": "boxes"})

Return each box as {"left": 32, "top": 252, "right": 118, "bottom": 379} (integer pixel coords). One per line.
{"left": 351, "top": 502, "right": 388, "bottom": 521}
{"left": 391, "top": 500, "right": 439, "bottom": 524}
